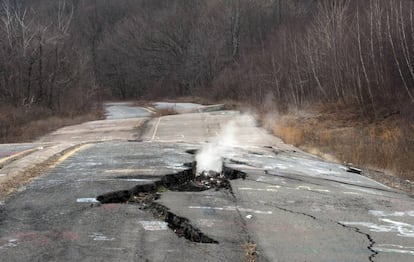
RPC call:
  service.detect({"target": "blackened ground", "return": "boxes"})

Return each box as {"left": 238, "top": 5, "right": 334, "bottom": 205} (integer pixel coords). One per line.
{"left": 96, "top": 163, "right": 247, "bottom": 244}
{"left": 150, "top": 203, "right": 219, "bottom": 244}
{"left": 96, "top": 163, "right": 246, "bottom": 204}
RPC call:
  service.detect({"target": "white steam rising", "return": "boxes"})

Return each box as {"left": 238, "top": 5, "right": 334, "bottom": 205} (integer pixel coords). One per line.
{"left": 195, "top": 114, "right": 256, "bottom": 174}
{"left": 195, "top": 143, "right": 223, "bottom": 174}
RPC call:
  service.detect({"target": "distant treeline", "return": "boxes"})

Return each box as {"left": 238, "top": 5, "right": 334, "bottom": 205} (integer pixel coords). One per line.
{"left": 1, "top": 0, "right": 413, "bottom": 116}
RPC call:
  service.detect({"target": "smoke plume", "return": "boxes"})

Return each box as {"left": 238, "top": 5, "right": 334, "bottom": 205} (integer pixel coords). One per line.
{"left": 195, "top": 113, "right": 256, "bottom": 175}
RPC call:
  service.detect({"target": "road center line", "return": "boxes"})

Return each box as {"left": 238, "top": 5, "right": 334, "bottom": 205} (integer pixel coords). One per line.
{"left": 48, "top": 144, "right": 91, "bottom": 169}
{"left": 151, "top": 117, "right": 162, "bottom": 141}
{"left": 188, "top": 206, "right": 273, "bottom": 215}
{"left": 0, "top": 148, "right": 39, "bottom": 166}
{"left": 142, "top": 107, "right": 156, "bottom": 114}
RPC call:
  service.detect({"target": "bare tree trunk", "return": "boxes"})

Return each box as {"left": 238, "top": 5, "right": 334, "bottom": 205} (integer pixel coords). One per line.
{"left": 356, "top": 62, "right": 366, "bottom": 114}
{"left": 38, "top": 33, "right": 43, "bottom": 100}
{"left": 307, "top": 36, "right": 327, "bottom": 99}
{"left": 357, "top": 7, "right": 376, "bottom": 113}
{"left": 410, "top": 1, "right": 414, "bottom": 54}
{"left": 294, "top": 40, "right": 304, "bottom": 104}
{"left": 374, "top": 0, "right": 386, "bottom": 88}
{"left": 271, "top": 54, "right": 281, "bottom": 100}
{"left": 231, "top": 0, "right": 240, "bottom": 60}
{"left": 369, "top": 0, "right": 381, "bottom": 91}
{"left": 397, "top": 0, "right": 414, "bottom": 84}
{"left": 26, "top": 57, "right": 34, "bottom": 100}
{"left": 387, "top": 5, "right": 414, "bottom": 102}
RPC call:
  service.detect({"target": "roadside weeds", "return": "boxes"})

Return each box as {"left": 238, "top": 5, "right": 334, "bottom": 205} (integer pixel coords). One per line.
{"left": 0, "top": 105, "right": 103, "bottom": 143}
{"left": 243, "top": 242, "right": 258, "bottom": 262}
{"left": 266, "top": 104, "right": 414, "bottom": 183}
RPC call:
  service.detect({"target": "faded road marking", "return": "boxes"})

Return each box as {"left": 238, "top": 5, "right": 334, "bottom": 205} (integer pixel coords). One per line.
{"left": 310, "top": 168, "right": 341, "bottom": 175}
{"left": 151, "top": 117, "right": 162, "bottom": 141}
{"left": 198, "top": 219, "right": 222, "bottom": 228}
{"left": 105, "top": 168, "right": 155, "bottom": 174}
{"left": 374, "top": 244, "right": 414, "bottom": 255}
{"left": 296, "top": 185, "right": 330, "bottom": 193}
{"left": 189, "top": 206, "right": 273, "bottom": 215}
{"left": 88, "top": 232, "right": 114, "bottom": 241}
{"left": 141, "top": 107, "right": 156, "bottom": 114}
{"left": 341, "top": 219, "right": 414, "bottom": 237}
{"left": 76, "top": 198, "right": 99, "bottom": 203}
{"left": 0, "top": 239, "right": 18, "bottom": 249}
{"left": 343, "top": 192, "right": 361, "bottom": 195}
{"left": 342, "top": 185, "right": 384, "bottom": 196}
{"left": 256, "top": 176, "right": 287, "bottom": 184}
{"left": 49, "top": 144, "right": 91, "bottom": 169}
{"left": 76, "top": 178, "right": 154, "bottom": 183}
{"left": 239, "top": 187, "right": 279, "bottom": 192}
{"left": 139, "top": 221, "right": 168, "bottom": 231}
{"left": 369, "top": 210, "right": 414, "bottom": 217}
{"left": 0, "top": 148, "right": 38, "bottom": 166}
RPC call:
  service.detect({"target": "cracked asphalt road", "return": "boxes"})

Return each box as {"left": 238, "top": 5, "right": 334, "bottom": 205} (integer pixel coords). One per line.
{"left": 0, "top": 102, "right": 414, "bottom": 261}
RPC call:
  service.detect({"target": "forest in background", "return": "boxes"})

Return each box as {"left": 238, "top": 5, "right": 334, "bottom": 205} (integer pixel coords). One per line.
{"left": 0, "top": 0, "right": 413, "bottom": 179}
{"left": 1, "top": 0, "right": 413, "bottom": 114}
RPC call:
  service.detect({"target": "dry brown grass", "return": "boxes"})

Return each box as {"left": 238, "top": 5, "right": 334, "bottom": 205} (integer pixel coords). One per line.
{"left": 154, "top": 108, "right": 179, "bottom": 117}
{"left": 0, "top": 105, "right": 104, "bottom": 143}
{"left": 243, "top": 242, "right": 258, "bottom": 262}
{"left": 269, "top": 103, "right": 414, "bottom": 181}
{"left": 273, "top": 125, "right": 304, "bottom": 146}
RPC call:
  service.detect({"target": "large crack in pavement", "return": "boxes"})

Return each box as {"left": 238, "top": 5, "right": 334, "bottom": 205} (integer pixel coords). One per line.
{"left": 229, "top": 186, "right": 260, "bottom": 262}
{"left": 96, "top": 162, "right": 249, "bottom": 245}
{"left": 149, "top": 202, "right": 219, "bottom": 244}
{"left": 271, "top": 204, "right": 317, "bottom": 220}
{"left": 96, "top": 164, "right": 246, "bottom": 204}
{"left": 250, "top": 171, "right": 380, "bottom": 261}
{"left": 264, "top": 201, "right": 378, "bottom": 261}
{"left": 337, "top": 222, "right": 378, "bottom": 262}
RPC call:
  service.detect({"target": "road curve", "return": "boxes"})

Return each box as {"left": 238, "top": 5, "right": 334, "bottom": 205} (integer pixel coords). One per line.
{"left": 0, "top": 104, "right": 413, "bottom": 262}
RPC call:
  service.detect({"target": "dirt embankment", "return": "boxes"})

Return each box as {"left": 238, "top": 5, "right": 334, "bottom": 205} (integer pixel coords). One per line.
{"left": 266, "top": 103, "right": 414, "bottom": 181}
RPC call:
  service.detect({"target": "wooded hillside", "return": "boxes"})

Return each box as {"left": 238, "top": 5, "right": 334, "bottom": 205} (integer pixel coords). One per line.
{"left": 1, "top": 0, "right": 413, "bottom": 118}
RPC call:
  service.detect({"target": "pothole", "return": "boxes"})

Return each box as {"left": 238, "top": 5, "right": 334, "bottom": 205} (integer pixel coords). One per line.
{"left": 96, "top": 162, "right": 246, "bottom": 244}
